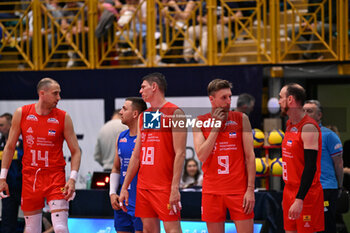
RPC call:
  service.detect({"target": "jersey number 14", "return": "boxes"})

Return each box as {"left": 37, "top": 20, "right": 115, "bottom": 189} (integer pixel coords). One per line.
{"left": 30, "top": 149, "right": 49, "bottom": 167}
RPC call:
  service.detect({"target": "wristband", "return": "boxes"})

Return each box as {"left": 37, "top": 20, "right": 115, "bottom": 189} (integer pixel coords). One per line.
{"left": 0, "top": 168, "right": 8, "bottom": 179}
{"left": 109, "top": 173, "right": 120, "bottom": 195}
{"left": 70, "top": 170, "right": 78, "bottom": 181}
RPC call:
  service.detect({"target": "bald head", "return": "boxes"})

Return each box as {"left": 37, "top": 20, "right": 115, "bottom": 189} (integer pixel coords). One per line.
{"left": 284, "top": 83, "right": 306, "bottom": 106}
{"left": 37, "top": 78, "right": 59, "bottom": 94}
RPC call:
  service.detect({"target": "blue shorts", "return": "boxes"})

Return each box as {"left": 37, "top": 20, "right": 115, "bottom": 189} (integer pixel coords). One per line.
{"left": 114, "top": 205, "right": 143, "bottom": 232}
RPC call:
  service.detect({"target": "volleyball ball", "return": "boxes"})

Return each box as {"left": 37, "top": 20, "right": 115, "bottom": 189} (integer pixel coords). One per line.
{"left": 270, "top": 157, "right": 283, "bottom": 176}
{"left": 268, "top": 129, "right": 284, "bottom": 145}
{"left": 255, "top": 157, "right": 269, "bottom": 175}
{"left": 253, "top": 128, "right": 265, "bottom": 147}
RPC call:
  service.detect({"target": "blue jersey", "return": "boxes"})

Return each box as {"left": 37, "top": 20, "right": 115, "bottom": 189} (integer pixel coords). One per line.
{"left": 117, "top": 129, "right": 138, "bottom": 207}
{"left": 320, "top": 125, "right": 343, "bottom": 189}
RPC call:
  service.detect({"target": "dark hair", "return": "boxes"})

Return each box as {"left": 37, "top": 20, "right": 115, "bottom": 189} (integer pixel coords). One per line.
{"left": 207, "top": 79, "right": 232, "bottom": 96}
{"left": 112, "top": 109, "right": 122, "bottom": 119}
{"left": 0, "top": 113, "right": 12, "bottom": 123}
{"left": 237, "top": 93, "right": 255, "bottom": 108}
{"left": 285, "top": 83, "right": 306, "bottom": 106}
{"left": 182, "top": 159, "right": 201, "bottom": 183}
{"left": 305, "top": 99, "right": 323, "bottom": 113}
{"left": 37, "top": 77, "right": 58, "bottom": 93}
{"left": 142, "top": 72, "right": 167, "bottom": 94}
{"left": 126, "top": 97, "right": 147, "bottom": 113}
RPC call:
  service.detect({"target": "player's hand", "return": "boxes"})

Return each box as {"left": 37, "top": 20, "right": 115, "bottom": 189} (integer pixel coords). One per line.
{"left": 169, "top": 187, "right": 182, "bottom": 214}
{"left": 288, "top": 198, "right": 303, "bottom": 220}
{"left": 63, "top": 178, "right": 75, "bottom": 201}
{"left": 0, "top": 179, "right": 9, "bottom": 199}
{"left": 243, "top": 188, "right": 255, "bottom": 214}
{"left": 110, "top": 194, "right": 121, "bottom": 210}
{"left": 118, "top": 188, "right": 129, "bottom": 212}
{"left": 212, "top": 108, "right": 227, "bottom": 121}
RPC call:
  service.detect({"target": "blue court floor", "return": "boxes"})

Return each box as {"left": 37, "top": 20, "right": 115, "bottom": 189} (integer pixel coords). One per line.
{"left": 68, "top": 218, "right": 263, "bottom": 233}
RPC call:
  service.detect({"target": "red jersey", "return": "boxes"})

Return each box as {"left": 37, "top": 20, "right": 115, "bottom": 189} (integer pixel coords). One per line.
{"left": 199, "top": 111, "right": 247, "bottom": 194}
{"left": 21, "top": 104, "right": 66, "bottom": 169}
{"left": 137, "top": 102, "right": 178, "bottom": 190}
{"left": 282, "top": 114, "right": 322, "bottom": 187}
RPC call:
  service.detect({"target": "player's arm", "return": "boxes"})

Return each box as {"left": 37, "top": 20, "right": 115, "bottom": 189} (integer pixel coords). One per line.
{"left": 63, "top": 113, "right": 81, "bottom": 200}
{"left": 241, "top": 114, "right": 256, "bottom": 214}
{"left": 119, "top": 116, "right": 141, "bottom": 210}
{"left": 328, "top": 133, "right": 344, "bottom": 188}
{"left": 289, "top": 123, "right": 319, "bottom": 220}
{"left": 170, "top": 108, "right": 187, "bottom": 213}
{"left": 0, "top": 107, "right": 22, "bottom": 197}
{"left": 110, "top": 138, "right": 121, "bottom": 210}
{"left": 193, "top": 108, "right": 225, "bottom": 162}
{"left": 332, "top": 153, "right": 344, "bottom": 188}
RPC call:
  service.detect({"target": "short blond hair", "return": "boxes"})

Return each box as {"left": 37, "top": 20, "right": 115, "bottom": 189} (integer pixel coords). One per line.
{"left": 207, "top": 79, "right": 232, "bottom": 96}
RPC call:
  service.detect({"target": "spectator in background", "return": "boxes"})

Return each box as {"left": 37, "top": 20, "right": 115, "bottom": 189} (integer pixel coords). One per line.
{"left": 95, "top": 0, "right": 122, "bottom": 39}
{"left": 160, "top": 0, "right": 196, "bottom": 63}
{"left": 183, "top": 1, "right": 242, "bottom": 63}
{"left": 288, "top": 0, "right": 337, "bottom": 60}
{"left": 61, "top": 1, "right": 89, "bottom": 67}
{"left": 94, "top": 109, "right": 128, "bottom": 171}
{"left": 180, "top": 158, "right": 203, "bottom": 189}
{"left": 0, "top": 113, "right": 23, "bottom": 233}
{"left": 236, "top": 93, "right": 255, "bottom": 116}
{"left": 303, "top": 100, "right": 343, "bottom": 233}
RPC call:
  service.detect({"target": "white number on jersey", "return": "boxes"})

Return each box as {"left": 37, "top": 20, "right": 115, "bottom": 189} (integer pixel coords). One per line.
{"left": 141, "top": 147, "right": 154, "bottom": 165}
{"left": 30, "top": 149, "right": 49, "bottom": 167}
{"left": 218, "top": 155, "right": 229, "bottom": 174}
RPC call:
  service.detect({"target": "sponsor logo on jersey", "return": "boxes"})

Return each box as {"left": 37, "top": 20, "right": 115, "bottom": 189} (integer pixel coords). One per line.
{"left": 303, "top": 215, "right": 311, "bottom": 221}
{"left": 27, "top": 127, "right": 33, "bottom": 134}
{"left": 225, "top": 120, "right": 237, "bottom": 126}
{"left": 26, "top": 115, "right": 38, "bottom": 121}
{"left": 119, "top": 137, "right": 127, "bottom": 143}
{"left": 48, "top": 130, "right": 56, "bottom": 136}
{"left": 143, "top": 110, "right": 161, "bottom": 129}
{"left": 229, "top": 132, "right": 237, "bottom": 138}
{"left": 335, "top": 143, "right": 342, "bottom": 150}
{"left": 26, "top": 135, "right": 35, "bottom": 146}
{"left": 290, "top": 127, "right": 298, "bottom": 133}
{"left": 287, "top": 140, "right": 292, "bottom": 146}
{"left": 47, "top": 118, "right": 59, "bottom": 124}
{"left": 304, "top": 222, "right": 310, "bottom": 228}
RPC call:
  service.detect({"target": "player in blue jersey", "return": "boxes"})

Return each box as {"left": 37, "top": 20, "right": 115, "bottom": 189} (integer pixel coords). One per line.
{"left": 110, "top": 97, "right": 147, "bottom": 233}
{"left": 303, "top": 100, "right": 344, "bottom": 233}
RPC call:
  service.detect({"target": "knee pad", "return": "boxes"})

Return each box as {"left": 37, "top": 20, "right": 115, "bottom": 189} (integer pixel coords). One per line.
{"left": 24, "top": 213, "right": 42, "bottom": 233}
{"left": 48, "top": 199, "right": 69, "bottom": 212}
{"left": 51, "top": 210, "right": 69, "bottom": 233}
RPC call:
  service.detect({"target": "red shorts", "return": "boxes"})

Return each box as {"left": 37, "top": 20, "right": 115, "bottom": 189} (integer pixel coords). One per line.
{"left": 135, "top": 188, "right": 180, "bottom": 221}
{"left": 21, "top": 167, "right": 66, "bottom": 212}
{"left": 282, "top": 184, "right": 324, "bottom": 232}
{"left": 202, "top": 193, "right": 254, "bottom": 222}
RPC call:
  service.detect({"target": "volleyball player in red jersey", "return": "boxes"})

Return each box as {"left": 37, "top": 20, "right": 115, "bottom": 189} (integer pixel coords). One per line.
{"left": 119, "top": 73, "right": 186, "bottom": 233}
{"left": 193, "top": 79, "right": 256, "bottom": 233}
{"left": 0, "top": 78, "right": 81, "bottom": 233}
{"left": 278, "top": 83, "right": 324, "bottom": 233}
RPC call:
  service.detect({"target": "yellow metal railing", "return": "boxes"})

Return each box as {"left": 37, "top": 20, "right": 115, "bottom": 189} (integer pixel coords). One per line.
{"left": 0, "top": 0, "right": 349, "bottom": 71}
